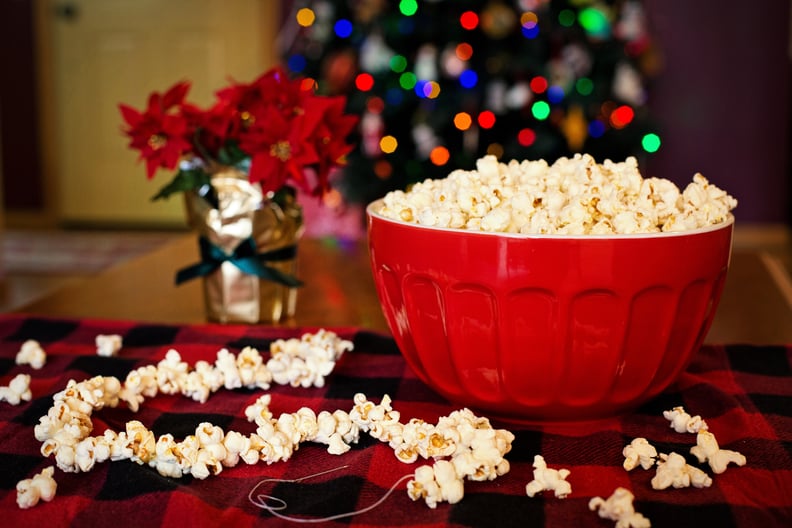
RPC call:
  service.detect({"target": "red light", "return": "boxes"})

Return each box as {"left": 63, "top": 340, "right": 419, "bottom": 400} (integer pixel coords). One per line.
{"left": 518, "top": 128, "right": 536, "bottom": 146}
{"left": 460, "top": 11, "right": 479, "bottom": 30}
{"left": 610, "top": 105, "right": 635, "bottom": 128}
{"left": 529, "top": 76, "right": 548, "bottom": 94}
{"left": 355, "top": 73, "right": 374, "bottom": 91}
{"left": 478, "top": 110, "right": 496, "bottom": 129}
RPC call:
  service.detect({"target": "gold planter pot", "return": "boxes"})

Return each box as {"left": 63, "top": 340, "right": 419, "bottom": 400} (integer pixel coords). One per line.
{"left": 182, "top": 166, "right": 304, "bottom": 324}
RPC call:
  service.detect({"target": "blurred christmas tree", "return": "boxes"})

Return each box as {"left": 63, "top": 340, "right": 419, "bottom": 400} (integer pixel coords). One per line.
{"left": 280, "top": 0, "right": 662, "bottom": 205}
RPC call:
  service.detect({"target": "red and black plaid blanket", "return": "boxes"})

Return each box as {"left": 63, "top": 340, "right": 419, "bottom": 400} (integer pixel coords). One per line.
{"left": 1, "top": 315, "right": 790, "bottom": 527}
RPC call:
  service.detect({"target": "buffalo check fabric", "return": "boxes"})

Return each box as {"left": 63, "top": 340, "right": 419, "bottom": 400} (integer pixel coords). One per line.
{"left": 0, "top": 315, "right": 790, "bottom": 528}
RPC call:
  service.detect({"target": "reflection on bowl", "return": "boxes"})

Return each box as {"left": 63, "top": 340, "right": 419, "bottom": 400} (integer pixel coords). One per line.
{"left": 367, "top": 199, "right": 734, "bottom": 422}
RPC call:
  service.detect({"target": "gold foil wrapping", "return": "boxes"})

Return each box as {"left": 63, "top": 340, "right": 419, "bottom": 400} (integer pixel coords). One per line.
{"left": 183, "top": 166, "right": 304, "bottom": 324}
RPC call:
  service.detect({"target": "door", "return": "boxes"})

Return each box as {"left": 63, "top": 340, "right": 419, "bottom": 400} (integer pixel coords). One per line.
{"left": 43, "top": 0, "right": 278, "bottom": 226}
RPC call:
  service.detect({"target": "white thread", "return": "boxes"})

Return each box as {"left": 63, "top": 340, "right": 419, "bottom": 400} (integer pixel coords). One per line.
{"left": 248, "top": 465, "right": 413, "bottom": 523}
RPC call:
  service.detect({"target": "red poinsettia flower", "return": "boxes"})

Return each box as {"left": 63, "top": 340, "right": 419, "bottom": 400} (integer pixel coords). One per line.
{"left": 239, "top": 104, "right": 328, "bottom": 194}
{"left": 119, "top": 81, "right": 193, "bottom": 178}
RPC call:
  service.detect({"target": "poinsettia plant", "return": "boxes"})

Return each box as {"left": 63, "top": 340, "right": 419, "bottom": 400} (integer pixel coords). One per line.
{"left": 119, "top": 66, "right": 358, "bottom": 203}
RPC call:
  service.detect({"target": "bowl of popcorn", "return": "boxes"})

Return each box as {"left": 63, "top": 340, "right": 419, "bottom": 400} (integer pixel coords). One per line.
{"left": 367, "top": 154, "right": 737, "bottom": 422}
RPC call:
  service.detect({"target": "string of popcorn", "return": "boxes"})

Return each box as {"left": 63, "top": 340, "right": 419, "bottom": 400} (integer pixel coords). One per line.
{"left": 379, "top": 154, "right": 737, "bottom": 235}
{"left": 28, "top": 329, "right": 514, "bottom": 511}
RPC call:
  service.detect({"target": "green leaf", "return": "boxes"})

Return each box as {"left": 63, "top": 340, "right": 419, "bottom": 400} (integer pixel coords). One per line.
{"left": 150, "top": 169, "right": 212, "bottom": 201}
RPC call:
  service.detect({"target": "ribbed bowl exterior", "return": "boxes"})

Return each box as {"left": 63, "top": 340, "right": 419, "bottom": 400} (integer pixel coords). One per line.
{"left": 367, "top": 201, "right": 734, "bottom": 422}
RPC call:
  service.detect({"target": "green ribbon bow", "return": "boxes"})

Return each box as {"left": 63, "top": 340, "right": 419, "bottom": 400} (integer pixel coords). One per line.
{"left": 175, "top": 236, "right": 303, "bottom": 287}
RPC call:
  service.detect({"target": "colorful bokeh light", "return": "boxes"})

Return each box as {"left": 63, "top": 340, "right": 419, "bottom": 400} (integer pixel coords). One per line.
{"left": 355, "top": 73, "right": 374, "bottom": 91}
{"left": 460, "top": 11, "right": 479, "bottom": 30}
{"left": 575, "top": 77, "right": 594, "bottom": 96}
{"left": 454, "top": 112, "right": 473, "bottom": 130}
{"left": 459, "top": 69, "right": 478, "bottom": 88}
{"left": 478, "top": 110, "right": 496, "bottom": 129}
{"left": 399, "top": 72, "right": 417, "bottom": 90}
{"left": 529, "top": 76, "right": 548, "bottom": 94}
{"left": 334, "top": 19, "right": 353, "bottom": 38}
{"left": 390, "top": 54, "right": 408, "bottom": 73}
{"left": 518, "top": 128, "right": 536, "bottom": 146}
{"left": 430, "top": 146, "right": 450, "bottom": 166}
{"left": 456, "top": 43, "right": 473, "bottom": 61}
{"left": 296, "top": 8, "right": 315, "bottom": 27}
{"left": 531, "top": 101, "right": 550, "bottom": 120}
{"left": 588, "top": 120, "right": 606, "bottom": 138}
{"left": 380, "top": 135, "right": 398, "bottom": 154}
{"left": 610, "top": 105, "right": 634, "bottom": 128}
{"left": 399, "top": 0, "right": 418, "bottom": 16}
{"left": 578, "top": 7, "right": 610, "bottom": 38}
{"left": 642, "top": 133, "right": 661, "bottom": 153}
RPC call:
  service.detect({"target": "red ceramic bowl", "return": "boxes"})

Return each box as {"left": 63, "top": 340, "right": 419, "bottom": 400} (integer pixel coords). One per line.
{"left": 366, "top": 200, "right": 734, "bottom": 422}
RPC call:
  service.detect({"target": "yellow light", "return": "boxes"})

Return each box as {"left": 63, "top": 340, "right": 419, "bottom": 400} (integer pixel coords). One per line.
{"left": 520, "top": 12, "right": 538, "bottom": 26}
{"left": 296, "top": 8, "right": 316, "bottom": 27}
{"left": 453, "top": 112, "right": 472, "bottom": 130}
{"left": 380, "top": 135, "right": 398, "bottom": 154}
{"left": 426, "top": 81, "right": 441, "bottom": 99}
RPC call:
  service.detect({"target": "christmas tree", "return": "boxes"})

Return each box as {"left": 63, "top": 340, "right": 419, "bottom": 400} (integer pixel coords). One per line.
{"left": 281, "top": 0, "right": 661, "bottom": 206}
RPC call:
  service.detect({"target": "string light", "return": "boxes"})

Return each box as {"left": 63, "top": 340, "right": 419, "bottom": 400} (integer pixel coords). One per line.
{"left": 355, "top": 73, "right": 374, "bottom": 91}
{"left": 459, "top": 69, "right": 478, "bottom": 88}
{"left": 460, "top": 11, "right": 479, "bottom": 30}
{"left": 399, "top": 0, "right": 418, "bottom": 16}
{"left": 518, "top": 128, "right": 536, "bottom": 146}
{"left": 374, "top": 160, "right": 392, "bottom": 179}
{"left": 287, "top": 54, "right": 306, "bottom": 73}
{"left": 578, "top": 7, "right": 610, "bottom": 38}
{"left": 531, "top": 101, "right": 550, "bottom": 120}
{"left": 430, "top": 146, "right": 450, "bottom": 165}
{"left": 399, "top": 72, "right": 417, "bottom": 90}
{"left": 380, "top": 135, "right": 398, "bottom": 154}
{"left": 390, "top": 55, "right": 408, "bottom": 73}
{"left": 589, "top": 120, "right": 606, "bottom": 138}
{"left": 610, "top": 105, "right": 634, "bottom": 128}
{"left": 478, "top": 111, "right": 496, "bottom": 129}
{"left": 296, "top": 8, "right": 315, "bottom": 27}
{"left": 547, "top": 85, "right": 565, "bottom": 104}
{"left": 558, "top": 9, "right": 575, "bottom": 27}
{"left": 334, "top": 19, "right": 353, "bottom": 38}
{"left": 529, "top": 76, "right": 548, "bottom": 94}
{"left": 642, "top": 133, "right": 661, "bottom": 153}
{"left": 453, "top": 112, "right": 473, "bottom": 130}
{"left": 575, "top": 77, "right": 594, "bottom": 96}
{"left": 455, "top": 43, "right": 473, "bottom": 61}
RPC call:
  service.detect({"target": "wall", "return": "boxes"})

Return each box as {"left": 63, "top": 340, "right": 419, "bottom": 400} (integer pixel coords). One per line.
{"left": 644, "top": 0, "right": 791, "bottom": 224}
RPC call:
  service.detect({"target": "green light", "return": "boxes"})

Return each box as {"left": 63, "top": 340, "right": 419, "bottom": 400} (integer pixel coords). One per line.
{"left": 531, "top": 101, "right": 550, "bottom": 120}
{"left": 578, "top": 7, "right": 610, "bottom": 38}
{"left": 399, "top": 0, "right": 418, "bottom": 16}
{"left": 558, "top": 9, "right": 575, "bottom": 27}
{"left": 390, "top": 54, "right": 408, "bottom": 73}
{"left": 399, "top": 72, "right": 417, "bottom": 90}
{"left": 642, "top": 133, "right": 661, "bottom": 153}
{"left": 575, "top": 77, "right": 593, "bottom": 96}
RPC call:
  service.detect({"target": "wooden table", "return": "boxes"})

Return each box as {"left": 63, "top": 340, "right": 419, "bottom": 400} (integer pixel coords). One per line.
{"left": 14, "top": 235, "right": 792, "bottom": 344}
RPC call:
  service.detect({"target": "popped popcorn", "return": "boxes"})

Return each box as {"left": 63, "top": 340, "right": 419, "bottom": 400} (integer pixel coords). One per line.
{"left": 0, "top": 373, "right": 32, "bottom": 405}
{"left": 663, "top": 405, "right": 708, "bottom": 434}
{"left": 95, "top": 334, "right": 123, "bottom": 357}
{"left": 589, "top": 487, "right": 651, "bottom": 528}
{"left": 16, "top": 466, "right": 57, "bottom": 509}
{"left": 16, "top": 339, "right": 47, "bottom": 369}
{"left": 525, "top": 454, "right": 572, "bottom": 498}
{"left": 622, "top": 438, "right": 657, "bottom": 471}
{"left": 651, "top": 452, "right": 712, "bottom": 490}
{"left": 689, "top": 430, "right": 746, "bottom": 474}
{"left": 378, "top": 154, "right": 737, "bottom": 235}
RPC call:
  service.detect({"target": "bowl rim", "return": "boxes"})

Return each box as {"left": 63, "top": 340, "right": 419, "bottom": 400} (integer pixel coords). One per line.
{"left": 366, "top": 199, "right": 735, "bottom": 240}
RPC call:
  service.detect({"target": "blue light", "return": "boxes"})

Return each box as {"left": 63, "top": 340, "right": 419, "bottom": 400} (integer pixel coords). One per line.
{"left": 287, "top": 54, "right": 306, "bottom": 73}
{"left": 459, "top": 69, "right": 478, "bottom": 88}
{"left": 398, "top": 17, "right": 415, "bottom": 34}
{"left": 588, "top": 120, "right": 606, "bottom": 138}
{"left": 385, "top": 87, "right": 404, "bottom": 105}
{"left": 547, "top": 85, "right": 564, "bottom": 104}
{"left": 334, "top": 19, "right": 353, "bottom": 38}
{"left": 521, "top": 24, "right": 539, "bottom": 39}
{"left": 414, "top": 80, "right": 428, "bottom": 98}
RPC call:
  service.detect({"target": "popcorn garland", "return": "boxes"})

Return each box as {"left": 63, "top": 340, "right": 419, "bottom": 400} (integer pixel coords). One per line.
{"left": 28, "top": 329, "right": 515, "bottom": 511}
{"left": 13, "top": 329, "right": 747, "bottom": 522}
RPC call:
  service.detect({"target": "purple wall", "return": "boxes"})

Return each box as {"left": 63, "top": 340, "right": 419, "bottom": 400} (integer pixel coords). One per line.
{"left": 644, "top": 0, "right": 790, "bottom": 224}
